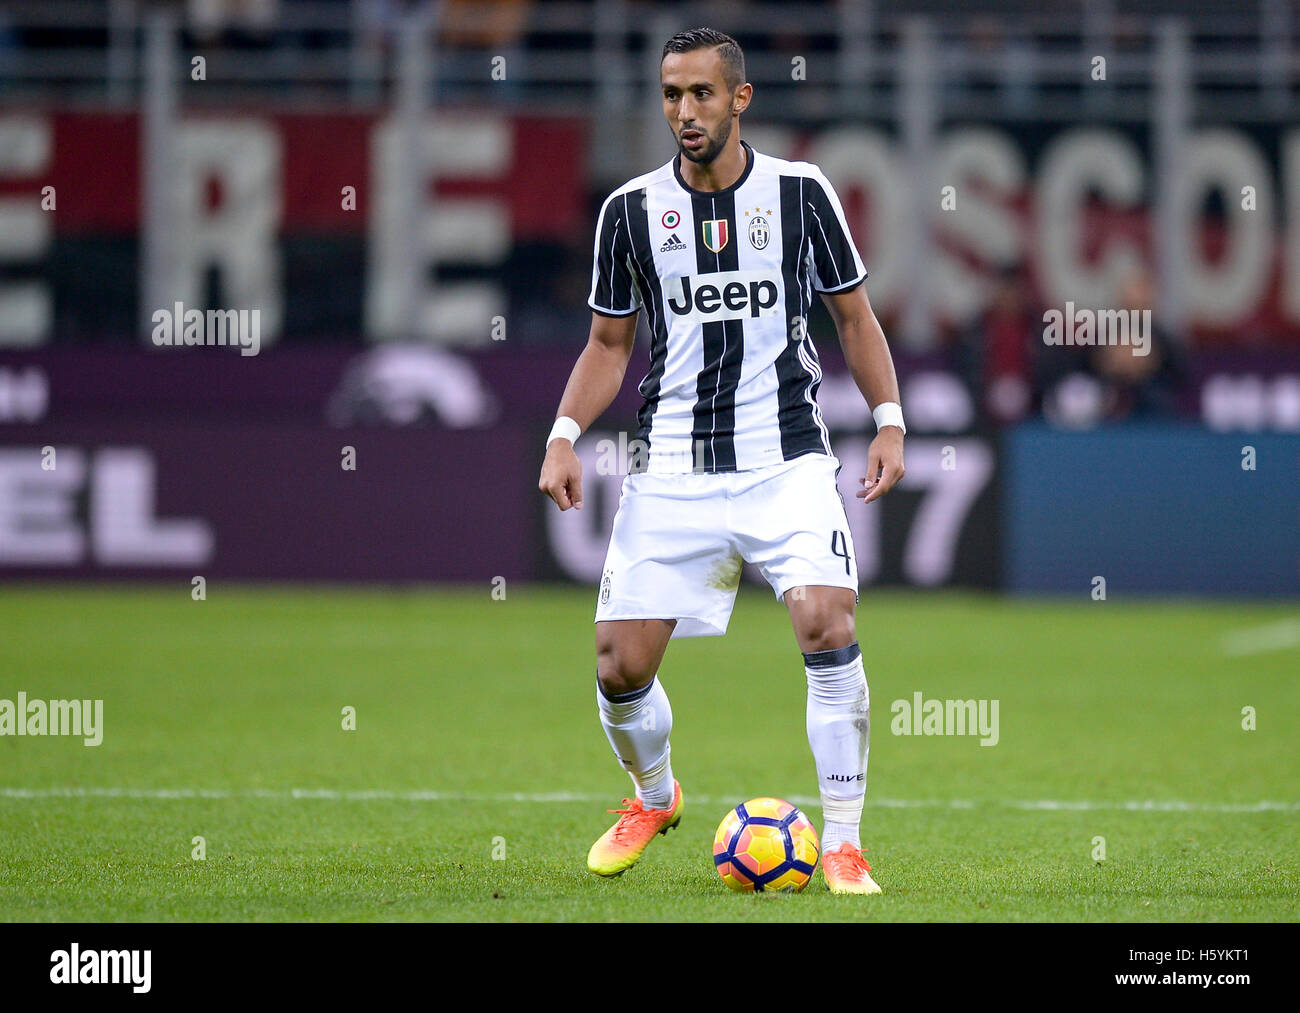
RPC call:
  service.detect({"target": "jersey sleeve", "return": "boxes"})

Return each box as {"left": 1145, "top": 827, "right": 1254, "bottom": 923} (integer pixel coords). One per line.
{"left": 588, "top": 190, "right": 644, "bottom": 317}
{"left": 805, "top": 169, "right": 868, "bottom": 294}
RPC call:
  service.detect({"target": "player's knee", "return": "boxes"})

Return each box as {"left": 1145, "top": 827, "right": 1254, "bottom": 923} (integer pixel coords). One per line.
{"left": 595, "top": 640, "right": 658, "bottom": 697}
{"left": 799, "top": 609, "right": 856, "bottom": 654}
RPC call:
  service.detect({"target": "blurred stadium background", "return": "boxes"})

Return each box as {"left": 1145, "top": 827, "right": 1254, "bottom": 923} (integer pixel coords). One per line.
{"left": 0, "top": 0, "right": 1296, "bottom": 594}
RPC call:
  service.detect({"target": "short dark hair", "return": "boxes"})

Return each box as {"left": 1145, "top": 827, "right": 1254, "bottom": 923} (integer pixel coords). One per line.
{"left": 661, "top": 27, "right": 745, "bottom": 92}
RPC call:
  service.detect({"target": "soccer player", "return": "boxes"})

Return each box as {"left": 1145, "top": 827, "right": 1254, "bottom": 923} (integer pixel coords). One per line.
{"left": 538, "top": 27, "right": 905, "bottom": 894}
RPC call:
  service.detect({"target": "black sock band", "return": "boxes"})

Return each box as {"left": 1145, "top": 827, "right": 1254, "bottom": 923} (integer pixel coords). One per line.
{"left": 802, "top": 641, "right": 862, "bottom": 669}
{"left": 596, "top": 673, "right": 657, "bottom": 703}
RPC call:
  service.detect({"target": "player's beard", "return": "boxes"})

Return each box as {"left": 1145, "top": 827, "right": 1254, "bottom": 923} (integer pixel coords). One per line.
{"left": 677, "top": 117, "right": 731, "bottom": 165}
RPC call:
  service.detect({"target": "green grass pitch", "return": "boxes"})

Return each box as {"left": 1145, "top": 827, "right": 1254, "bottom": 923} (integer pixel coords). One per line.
{"left": 0, "top": 585, "right": 1295, "bottom": 922}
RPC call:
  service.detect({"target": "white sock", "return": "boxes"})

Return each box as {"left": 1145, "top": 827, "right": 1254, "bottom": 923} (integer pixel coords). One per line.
{"left": 804, "top": 642, "right": 869, "bottom": 851}
{"left": 596, "top": 675, "right": 675, "bottom": 810}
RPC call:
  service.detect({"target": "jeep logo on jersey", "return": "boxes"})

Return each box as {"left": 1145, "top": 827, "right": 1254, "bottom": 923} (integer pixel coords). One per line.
{"left": 665, "top": 270, "right": 780, "bottom": 321}
{"left": 748, "top": 215, "right": 770, "bottom": 250}
{"left": 701, "top": 219, "right": 729, "bottom": 253}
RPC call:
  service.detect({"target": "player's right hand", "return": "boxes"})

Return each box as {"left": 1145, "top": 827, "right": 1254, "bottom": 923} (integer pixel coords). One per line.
{"left": 539, "top": 441, "right": 584, "bottom": 511}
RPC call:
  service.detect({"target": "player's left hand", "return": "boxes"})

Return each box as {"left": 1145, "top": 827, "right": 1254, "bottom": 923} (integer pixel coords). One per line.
{"left": 858, "top": 427, "right": 904, "bottom": 504}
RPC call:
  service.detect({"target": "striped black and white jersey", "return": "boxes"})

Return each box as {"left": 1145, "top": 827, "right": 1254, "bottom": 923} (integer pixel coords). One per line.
{"left": 588, "top": 139, "right": 867, "bottom": 474}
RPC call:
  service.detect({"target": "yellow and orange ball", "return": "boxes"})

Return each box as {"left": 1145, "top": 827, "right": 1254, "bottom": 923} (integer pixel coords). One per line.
{"left": 713, "top": 797, "right": 820, "bottom": 893}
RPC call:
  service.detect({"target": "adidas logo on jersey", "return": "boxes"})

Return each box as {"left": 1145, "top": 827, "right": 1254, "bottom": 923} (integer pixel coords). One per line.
{"left": 659, "top": 233, "right": 687, "bottom": 253}
{"left": 666, "top": 269, "right": 780, "bottom": 322}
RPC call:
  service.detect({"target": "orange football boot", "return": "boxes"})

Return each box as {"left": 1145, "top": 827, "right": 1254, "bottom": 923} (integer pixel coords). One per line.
{"left": 822, "top": 842, "right": 883, "bottom": 894}
{"left": 586, "top": 781, "right": 683, "bottom": 877}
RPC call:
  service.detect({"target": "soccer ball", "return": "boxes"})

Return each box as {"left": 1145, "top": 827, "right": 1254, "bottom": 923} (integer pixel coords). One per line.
{"left": 713, "top": 798, "right": 820, "bottom": 893}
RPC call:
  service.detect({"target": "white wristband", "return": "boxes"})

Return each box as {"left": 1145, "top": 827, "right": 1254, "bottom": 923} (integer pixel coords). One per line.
{"left": 546, "top": 416, "right": 582, "bottom": 448}
{"left": 872, "top": 402, "right": 906, "bottom": 434}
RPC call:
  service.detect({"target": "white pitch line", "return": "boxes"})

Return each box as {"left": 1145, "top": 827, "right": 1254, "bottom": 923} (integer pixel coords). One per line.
{"left": 0, "top": 787, "right": 1294, "bottom": 813}
{"left": 1220, "top": 619, "right": 1300, "bottom": 656}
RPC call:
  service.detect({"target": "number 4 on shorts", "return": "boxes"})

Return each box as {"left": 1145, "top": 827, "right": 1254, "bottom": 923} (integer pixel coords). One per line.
{"left": 830, "top": 530, "right": 851, "bottom": 576}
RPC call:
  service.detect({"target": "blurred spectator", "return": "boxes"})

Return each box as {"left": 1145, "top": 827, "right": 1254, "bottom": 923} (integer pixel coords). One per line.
{"left": 957, "top": 264, "right": 1042, "bottom": 425}
{"left": 511, "top": 238, "right": 595, "bottom": 345}
{"left": 439, "top": 0, "right": 531, "bottom": 49}
{"left": 436, "top": 0, "right": 532, "bottom": 102}
{"left": 188, "top": 0, "right": 278, "bottom": 47}
{"left": 1041, "top": 268, "right": 1186, "bottom": 427}
{"left": 1089, "top": 270, "right": 1185, "bottom": 420}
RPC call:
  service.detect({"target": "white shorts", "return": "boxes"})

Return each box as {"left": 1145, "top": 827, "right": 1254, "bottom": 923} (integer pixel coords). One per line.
{"left": 594, "top": 453, "right": 859, "bottom": 638}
